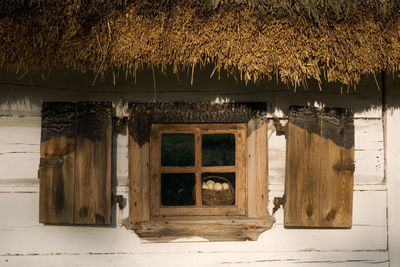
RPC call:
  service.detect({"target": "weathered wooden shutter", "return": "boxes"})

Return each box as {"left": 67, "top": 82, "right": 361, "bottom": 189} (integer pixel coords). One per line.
{"left": 284, "top": 106, "right": 354, "bottom": 228}
{"left": 39, "top": 102, "right": 112, "bottom": 225}
{"left": 39, "top": 102, "right": 76, "bottom": 224}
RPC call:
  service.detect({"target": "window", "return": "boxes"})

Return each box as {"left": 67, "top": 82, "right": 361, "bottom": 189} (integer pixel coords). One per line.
{"left": 150, "top": 124, "right": 246, "bottom": 217}
{"left": 127, "top": 102, "right": 273, "bottom": 241}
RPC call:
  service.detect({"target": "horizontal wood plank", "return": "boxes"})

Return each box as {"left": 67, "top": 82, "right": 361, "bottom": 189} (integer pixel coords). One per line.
{"left": 0, "top": 71, "right": 381, "bottom": 118}
{"left": 159, "top": 166, "right": 237, "bottom": 173}
{"left": 0, "top": 251, "right": 388, "bottom": 267}
{"left": 126, "top": 217, "right": 274, "bottom": 242}
{"left": 0, "top": 189, "right": 386, "bottom": 250}
{"left": 0, "top": 64, "right": 390, "bottom": 267}
{"left": 158, "top": 206, "right": 243, "bottom": 216}
{"left": 0, "top": 117, "right": 128, "bottom": 185}
{"left": 0, "top": 116, "right": 383, "bottom": 186}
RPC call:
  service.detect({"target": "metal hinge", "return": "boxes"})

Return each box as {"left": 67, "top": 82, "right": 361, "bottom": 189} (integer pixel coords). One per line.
{"left": 333, "top": 163, "right": 355, "bottom": 173}
{"left": 112, "top": 194, "right": 124, "bottom": 210}
{"left": 272, "top": 116, "right": 287, "bottom": 136}
{"left": 39, "top": 157, "right": 64, "bottom": 166}
{"left": 272, "top": 195, "right": 285, "bottom": 215}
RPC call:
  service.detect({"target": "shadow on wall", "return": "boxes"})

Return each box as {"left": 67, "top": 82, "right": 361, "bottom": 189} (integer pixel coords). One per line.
{"left": 0, "top": 65, "right": 389, "bottom": 117}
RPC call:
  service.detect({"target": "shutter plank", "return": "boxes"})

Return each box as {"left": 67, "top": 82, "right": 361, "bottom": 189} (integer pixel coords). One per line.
{"left": 74, "top": 102, "right": 112, "bottom": 225}
{"left": 247, "top": 122, "right": 268, "bottom": 218}
{"left": 284, "top": 123, "right": 321, "bottom": 226}
{"left": 284, "top": 106, "right": 354, "bottom": 228}
{"left": 39, "top": 102, "right": 76, "bottom": 224}
{"left": 129, "top": 138, "right": 150, "bottom": 222}
{"left": 319, "top": 109, "right": 354, "bottom": 227}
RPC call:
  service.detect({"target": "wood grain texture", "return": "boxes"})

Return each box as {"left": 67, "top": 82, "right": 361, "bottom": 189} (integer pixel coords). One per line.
{"left": 268, "top": 118, "right": 384, "bottom": 186}
{"left": 149, "top": 125, "right": 161, "bottom": 217}
{"left": 247, "top": 122, "right": 269, "bottom": 218}
{"left": 320, "top": 139, "right": 354, "bottom": 227}
{"left": 74, "top": 102, "right": 112, "bottom": 225}
{"left": 236, "top": 126, "right": 247, "bottom": 215}
{"left": 39, "top": 103, "right": 76, "bottom": 224}
{"left": 127, "top": 217, "right": 274, "bottom": 242}
{"left": 39, "top": 137, "right": 75, "bottom": 224}
{"left": 284, "top": 107, "right": 354, "bottom": 228}
{"left": 129, "top": 138, "right": 150, "bottom": 222}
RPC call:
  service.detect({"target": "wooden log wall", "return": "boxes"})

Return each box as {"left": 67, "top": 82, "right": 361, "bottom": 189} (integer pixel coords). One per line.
{"left": 0, "top": 70, "right": 389, "bottom": 266}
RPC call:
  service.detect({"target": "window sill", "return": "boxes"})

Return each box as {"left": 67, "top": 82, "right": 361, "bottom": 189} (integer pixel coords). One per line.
{"left": 125, "top": 216, "right": 275, "bottom": 242}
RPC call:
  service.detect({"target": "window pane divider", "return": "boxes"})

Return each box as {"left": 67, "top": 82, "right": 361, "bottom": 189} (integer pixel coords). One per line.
{"left": 160, "top": 166, "right": 237, "bottom": 173}
{"left": 151, "top": 123, "right": 246, "bottom": 217}
{"left": 160, "top": 166, "right": 197, "bottom": 172}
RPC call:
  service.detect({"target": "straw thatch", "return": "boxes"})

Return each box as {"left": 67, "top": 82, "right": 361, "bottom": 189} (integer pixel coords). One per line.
{"left": 1, "top": 0, "right": 400, "bottom": 86}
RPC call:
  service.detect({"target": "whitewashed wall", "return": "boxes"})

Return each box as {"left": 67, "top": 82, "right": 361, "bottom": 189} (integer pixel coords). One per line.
{"left": 0, "top": 70, "right": 389, "bottom": 266}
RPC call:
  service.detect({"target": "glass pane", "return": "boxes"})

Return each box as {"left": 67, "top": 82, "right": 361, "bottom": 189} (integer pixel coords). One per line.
{"left": 201, "top": 173, "right": 235, "bottom": 206}
{"left": 202, "top": 134, "right": 235, "bottom": 166}
{"left": 161, "top": 134, "right": 195, "bottom": 166}
{"left": 161, "top": 173, "right": 196, "bottom": 206}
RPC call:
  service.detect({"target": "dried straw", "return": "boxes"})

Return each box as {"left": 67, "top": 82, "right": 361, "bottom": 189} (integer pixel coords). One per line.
{"left": 1, "top": 1, "right": 400, "bottom": 87}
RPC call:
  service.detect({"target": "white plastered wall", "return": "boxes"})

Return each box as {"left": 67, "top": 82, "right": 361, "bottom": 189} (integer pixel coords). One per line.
{"left": 0, "top": 70, "right": 389, "bottom": 266}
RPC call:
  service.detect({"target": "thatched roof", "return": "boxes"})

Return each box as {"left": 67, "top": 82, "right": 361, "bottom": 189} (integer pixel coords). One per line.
{"left": 1, "top": 0, "right": 400, "bottom": 87}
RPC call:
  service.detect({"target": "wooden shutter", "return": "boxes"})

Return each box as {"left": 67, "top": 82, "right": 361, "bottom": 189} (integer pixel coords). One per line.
{"left": 39, "top": 102, "right": 76, "bottom": 224}
{"left": 39, "top": 102, "right": 112, "bottom": 225}
{"left": 284, "top": 106, "right": 354, "bottom": 228}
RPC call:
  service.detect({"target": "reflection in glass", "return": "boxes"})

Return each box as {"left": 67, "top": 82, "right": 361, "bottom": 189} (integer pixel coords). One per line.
{"left": 161, "top": 134, "right": 195, "bottom": 166}
{"left": 202, "top": 134, "right": 235, "bottom": 166}
{"left": 161, "top": 173, "right": 195, "bottom": 206}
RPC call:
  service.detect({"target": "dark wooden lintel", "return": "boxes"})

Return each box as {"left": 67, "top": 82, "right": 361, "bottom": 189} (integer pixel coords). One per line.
{"left": 128, "top": 102, "right": 268, "bottom": 146}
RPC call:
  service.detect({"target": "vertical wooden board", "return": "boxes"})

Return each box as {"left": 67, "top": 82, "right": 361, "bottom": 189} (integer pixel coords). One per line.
{"left": 195, "top": 133, "right": 202, "bottom": 207}
{"left": 284, "top": 106, "right": 354, "bottom": 228}
{"left": 320, "top": 144, "right": 354, "bottom": 227}
{"left": 247, "top": 122, "right": 268, "bottom": 218}
{"left": 140, "top": 143, "right": 150, "bottom": 220}
{"left": 74, "top": 102, "right": 112, "bottom": 225}
{"left": 319, "top": 109, "right": 354, "bottom": 228}
{"left": 284, "top": 123, "right": 321, "bottom": 226}
{"left": 39, "top": 102, "right": 75, "bottom": 224}
{"left": 237, "top": 126, "right": 248, "bottom": 215}
{"left": 129, "top": 136, "right": 150, "bottom": 222}
{"left": 149, "top": 124, "right": 161, "bottom": 217}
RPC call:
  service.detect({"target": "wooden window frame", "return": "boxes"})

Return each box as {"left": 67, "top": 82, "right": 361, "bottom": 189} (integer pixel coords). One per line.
{"left": 150, "top": 123, "right": 247, "bottom": 217}
{"left": 126, "top": 102, "right": 274, "bottom": 242}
